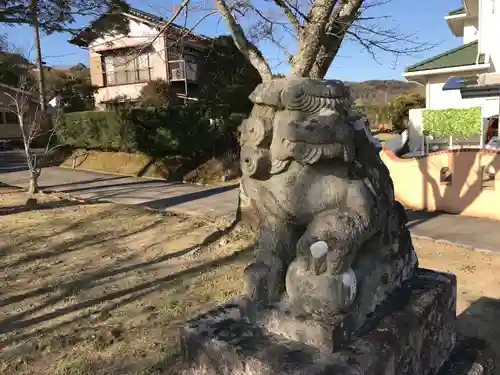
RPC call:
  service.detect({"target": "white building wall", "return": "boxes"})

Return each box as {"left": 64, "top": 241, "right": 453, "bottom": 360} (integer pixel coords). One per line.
{"left": 479, "top": 0, "right": 500, "bottom": 71}
{"left": 426, "top": 73, "right": 492, "bottom": 110}
{"left": 89, "top": 18, "right": 169, "bottom": 108}
{"left": 463, "top": 19, "right": 479, "bottom": 43}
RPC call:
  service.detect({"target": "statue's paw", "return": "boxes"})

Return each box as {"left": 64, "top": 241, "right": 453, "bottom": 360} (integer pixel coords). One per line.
{"left": 285, "top": 258, "right": 357, "bottom": 318}
{"left": 244, "top": 262, "right": 272, "bottom": 303}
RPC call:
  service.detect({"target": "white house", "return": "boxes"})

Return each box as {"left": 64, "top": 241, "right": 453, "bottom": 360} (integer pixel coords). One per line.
{"left": 403, "top": 0, "right": 500, "bottom": 116}
{"left": 401, "top": 0, "right": 500, "bottom": 153}
{"left": 69, "top": 8, "right": 210, "bottom": 109}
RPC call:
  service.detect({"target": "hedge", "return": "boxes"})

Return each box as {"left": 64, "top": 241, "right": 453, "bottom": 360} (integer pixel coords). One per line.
{"left": 57, "top": 110, "right": 134, "bottom": 151}
{"left": 422, "top": 107, "right": 481, "bottom": 137}
{"left": 57, "top": 104, "right": 239, "bottom": 158}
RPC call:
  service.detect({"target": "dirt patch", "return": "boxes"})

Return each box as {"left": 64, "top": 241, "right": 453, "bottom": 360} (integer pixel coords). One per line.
{"left": 415, "top": 238, "right": 500, "bottom": 369}
{"left": 57, "top": 149, "right": 194, "bottom": 181}
{"left": 55, "top": 150, "right": 241, "bottom": 185}
{"left": 0, "top": 192, "right": 499, "bottom": 374}
{"left": 0, "top": 191, "right": 254, "bottom": 375}
{"left": 183, "top": 157, "right": 241, "bottom": 185}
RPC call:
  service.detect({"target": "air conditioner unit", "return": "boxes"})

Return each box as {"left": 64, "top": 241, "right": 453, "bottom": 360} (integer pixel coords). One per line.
{"left": 171, "top": 68, "right": 185, "bottom": 80}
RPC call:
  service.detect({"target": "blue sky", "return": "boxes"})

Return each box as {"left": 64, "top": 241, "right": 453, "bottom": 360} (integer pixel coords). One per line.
{"left": 0, "top": 0, "right": 463, "bottom": 82}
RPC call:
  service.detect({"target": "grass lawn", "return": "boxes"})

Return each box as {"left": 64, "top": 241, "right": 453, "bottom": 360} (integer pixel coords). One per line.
{"left": 0, "top": 187, "right": 499, "bottom": 374}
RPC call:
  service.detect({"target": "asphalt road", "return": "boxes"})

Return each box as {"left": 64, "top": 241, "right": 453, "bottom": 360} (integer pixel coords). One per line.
{"left": 0, "top": 150, "right": 498, "bottom": 252}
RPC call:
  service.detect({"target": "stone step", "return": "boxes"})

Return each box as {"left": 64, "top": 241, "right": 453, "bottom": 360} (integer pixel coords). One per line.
{"left": 181, "top": 269, "right": 459, "bottom": 375}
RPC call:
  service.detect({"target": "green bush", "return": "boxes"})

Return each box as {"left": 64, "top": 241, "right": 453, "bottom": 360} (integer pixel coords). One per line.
{"left": 390, "top": 93, "right": 425, "bottom": 132}
{"left": 57, "top": 110, "right": 133, "bottom": 150}
{"left": 58, "top": 103, "right": 233, "bottom": 159}
{"left": 423, "top": 107, "right": 481, "bottom": 137}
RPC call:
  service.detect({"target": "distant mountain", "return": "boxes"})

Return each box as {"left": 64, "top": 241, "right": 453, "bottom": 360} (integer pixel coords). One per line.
{"left": 346, "top": 80, "right": 425, "bottom": 106}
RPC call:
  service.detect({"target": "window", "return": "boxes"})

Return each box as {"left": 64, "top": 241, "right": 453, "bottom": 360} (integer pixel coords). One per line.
{"left": 0, "top": 111, "right": 19, "bottom": 125}
{"left": 104, "top": 51, "right": 151, "bottom": 86}
{"left": 482, "top": 165, "right": 496, "bottom": 190}
{"left": 4, "top": 112, "right": 19, "bottom": 124}
{"left": 440, "top": 167, "right": 452, "bottom": 185}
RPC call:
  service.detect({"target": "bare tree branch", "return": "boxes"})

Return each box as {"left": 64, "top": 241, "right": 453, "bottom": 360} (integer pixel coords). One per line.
{"left": 213, "top": 0, "right": 273, "bottom": 81}
{"left": 272, "top": 0, "right": 302, "bottom": 33}
{"left": 1, "top": 71, "right": 60, "bottom": 195}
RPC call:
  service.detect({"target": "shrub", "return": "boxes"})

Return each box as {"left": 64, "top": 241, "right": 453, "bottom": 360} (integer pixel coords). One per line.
{"left": 423, "top": 107, "right": 481, "bottom": 137}
{"left": 390, "top": 93, "right": 425, "bottom": 132}
{"left": 138, "top": 79, "right": 175, "bottom": 107}
{"left": 58, "top": 102, "right": 243, "bottom": 159}
{"left": 57, "top": 110, "right": 134, "bottom": 151}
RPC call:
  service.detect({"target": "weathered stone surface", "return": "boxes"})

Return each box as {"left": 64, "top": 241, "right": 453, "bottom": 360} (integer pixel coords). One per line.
{"left": 181, "top": 269, "right": 457, "bottom": 375}
{"left": 180, "top": 78, "right": 493, "bottom": 375}
{"left": 258, "top": 226, "right": 418, "bottom": 353}
{"left": 239, "top": 78, "right": 417, "bottom": 327}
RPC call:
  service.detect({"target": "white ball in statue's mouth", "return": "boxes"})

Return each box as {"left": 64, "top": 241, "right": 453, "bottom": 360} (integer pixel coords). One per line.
{"left": 310, "top": 241, "right": 328, "bottom": 259}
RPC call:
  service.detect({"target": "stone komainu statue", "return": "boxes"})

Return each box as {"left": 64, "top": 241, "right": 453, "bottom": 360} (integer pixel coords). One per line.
{"left": 240, "top": 78, "right": 416, "bottom": 324}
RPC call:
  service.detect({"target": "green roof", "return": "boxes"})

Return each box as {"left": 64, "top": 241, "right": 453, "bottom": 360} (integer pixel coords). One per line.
{"left": 405, "top": 41, "right": 486, "bottom": 73}
{"left": 446, "top": 7, "right": 466, "bottom": 16}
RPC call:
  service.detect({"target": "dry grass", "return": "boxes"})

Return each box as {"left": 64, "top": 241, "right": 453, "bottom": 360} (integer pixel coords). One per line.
{"left": 415, "top": 238, "right": 500, "bottom": 365}
{"left": 0, "top": 189, "right": 254, "bottom": 375}
{"left": 0, "top": 188, "right": 499, "bottom": 374}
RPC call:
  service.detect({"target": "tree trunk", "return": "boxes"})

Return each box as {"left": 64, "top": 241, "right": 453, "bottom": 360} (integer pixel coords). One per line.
{"left": 31, "top": 0, "right": 46, "bottom": 111}
{"left": 24, "top": 146, "right": 39, "bottom": 195}
{"left": 28, "top": 172, "right": 39, "bottom": 195}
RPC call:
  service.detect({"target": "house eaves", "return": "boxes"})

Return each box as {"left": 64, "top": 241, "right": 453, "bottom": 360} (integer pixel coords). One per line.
{"left": 404, "top": 41, "right": 488, "bottom": 78}
{"left": 69, "top": 7, "right": 211, "bottom": 48}
{"left": 446, "top": 7, "right": 466, "bottom": 16}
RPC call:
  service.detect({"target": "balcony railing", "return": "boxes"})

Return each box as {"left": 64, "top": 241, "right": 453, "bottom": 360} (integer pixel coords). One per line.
{"left": 167, "top": 60, "right": 197, "bottom": 82}
{"left": 105, "top": 68, "right": 152, "bottom": 86}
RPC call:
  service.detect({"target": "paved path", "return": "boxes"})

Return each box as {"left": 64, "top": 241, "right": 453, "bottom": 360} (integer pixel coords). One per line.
{"left": 0, "top": 152, "right": 239, "bottom": 218}
{"left": 0, "top": 151, "right": 498, "bottom": 251}
{"left": 407, "top": 210, "right": 499, "bottom": 253}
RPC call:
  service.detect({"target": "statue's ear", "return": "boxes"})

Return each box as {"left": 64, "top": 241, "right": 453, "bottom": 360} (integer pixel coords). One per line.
{"left": 239, "top": 118, "right": 272, "bottom": 147}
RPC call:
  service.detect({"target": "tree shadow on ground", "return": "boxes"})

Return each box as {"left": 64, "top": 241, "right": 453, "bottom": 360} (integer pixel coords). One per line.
{"left": 406, "top": 209, "right": 442, "bottom": 230}
{"left": 456, "top": 296, "right": 500, "bottom": 374}
{"left": 0, "top": 201, "right": 251, "bottom": 347}
{"left": 0, "top": 243, "right": 254, "bottom": 361}
{"left": 143, "top": 184, "right": 239, "bottom": 210}
{"left": 0, "top": 199, "right": 98, "bottom": 216}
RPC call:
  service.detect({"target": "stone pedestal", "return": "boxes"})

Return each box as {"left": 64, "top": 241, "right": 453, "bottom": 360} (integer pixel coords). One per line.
{"left": 181, "top": 269, "right": 493, "bottom": 375}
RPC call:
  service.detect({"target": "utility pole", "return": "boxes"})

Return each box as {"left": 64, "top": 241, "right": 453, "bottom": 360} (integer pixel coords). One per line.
{"left": 31, "top": 0, "right": 46, "bottom": 111}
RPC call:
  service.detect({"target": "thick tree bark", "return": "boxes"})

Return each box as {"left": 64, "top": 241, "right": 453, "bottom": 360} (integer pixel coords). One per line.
{"left": 309, "top": 0, "right": 364, "bottom": 78}
{"left": 28, "top": 173, "right": 39, "bottom": 195}
{"left": 289, "top": 0, "right": 335, "bottom": 77}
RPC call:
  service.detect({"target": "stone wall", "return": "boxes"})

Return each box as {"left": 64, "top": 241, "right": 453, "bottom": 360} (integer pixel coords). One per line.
{"left": 381, "top": 146, "right": 500, "bottom": 220}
